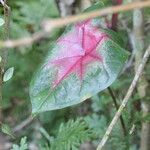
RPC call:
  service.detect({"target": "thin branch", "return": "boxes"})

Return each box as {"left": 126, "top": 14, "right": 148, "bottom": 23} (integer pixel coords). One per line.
{"left": 108, "top": 87, "right": 127, "bottom": 136}
{"left": 3, "top": 0, "right": 10, "bottom": 66}
{"left": 0, "top": 31, "right": 48, "bottom": 49}
{"left": 0, "top": 0, "right": 9, "bottom": 10}
{"left": 13, "top": 116, "right": 34, "bottom": 133}
{"left": 97, "top": 45, "right": 150, "bottom": 150}
{"left": 0, "top": 1, "right": 150, "bottom": 48}
{"left": 0, "top": 0, "right": 10, "bottom": 123}
{"left": 42, "top": 1, "right": 150, "bottom": 31}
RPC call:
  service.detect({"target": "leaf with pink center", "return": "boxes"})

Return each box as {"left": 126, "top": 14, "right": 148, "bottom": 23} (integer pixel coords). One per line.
{"left": 30, "top": 19, "right": 128, "bottom": 114}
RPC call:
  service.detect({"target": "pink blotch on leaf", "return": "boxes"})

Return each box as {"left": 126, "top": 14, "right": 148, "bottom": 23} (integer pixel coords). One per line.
{"left": 46, "top": 20, "right": 108, "bottom": 88}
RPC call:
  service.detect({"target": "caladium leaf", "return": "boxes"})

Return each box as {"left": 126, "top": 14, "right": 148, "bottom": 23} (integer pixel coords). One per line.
{"left": 30, "top": 20, "right": 129, "bottom": 114}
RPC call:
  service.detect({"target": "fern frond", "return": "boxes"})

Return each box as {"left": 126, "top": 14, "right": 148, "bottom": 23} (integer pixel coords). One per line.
{"left": 50, "top": 118, "right": 92, "bottom": 150}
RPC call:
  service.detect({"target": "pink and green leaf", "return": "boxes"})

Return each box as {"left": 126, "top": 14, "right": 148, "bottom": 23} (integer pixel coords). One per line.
{"left": 30, "top": 19, "right": 128, "bottom": 114}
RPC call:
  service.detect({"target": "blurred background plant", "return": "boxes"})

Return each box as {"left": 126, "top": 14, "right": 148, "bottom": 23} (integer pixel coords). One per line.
{"left": 0, "top": 0, "right": 150, "bottom": 150}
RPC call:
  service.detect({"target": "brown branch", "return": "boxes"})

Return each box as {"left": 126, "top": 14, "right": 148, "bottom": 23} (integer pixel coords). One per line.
{"left": 0, "top": 1, "right": 150, "bottom": 48}
{"left": 96, "top": 45, "right": 150, "bottom": 150}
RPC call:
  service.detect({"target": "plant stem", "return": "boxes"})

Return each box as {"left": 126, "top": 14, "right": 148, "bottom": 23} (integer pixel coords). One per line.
{"left": 111, "top": 0, "right": 123, "bottom": 31}
{"left": 108, "top": 87, "right": 127, "bottom": 136}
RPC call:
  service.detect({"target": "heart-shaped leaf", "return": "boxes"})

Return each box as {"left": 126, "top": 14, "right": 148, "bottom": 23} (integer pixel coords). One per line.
{"left": 30, "top": 20, "right": 128, "bottom": 114}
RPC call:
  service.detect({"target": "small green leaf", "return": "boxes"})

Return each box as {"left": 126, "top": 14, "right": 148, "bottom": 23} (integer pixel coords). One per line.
{"left": 3, "top": 67, "right": 14, "bottom": 82}
{"left": 1, "top": 123, "right": 15, "bottom": 138}
{"left": 0, "top": 18, "right": 4, "bottom": 26}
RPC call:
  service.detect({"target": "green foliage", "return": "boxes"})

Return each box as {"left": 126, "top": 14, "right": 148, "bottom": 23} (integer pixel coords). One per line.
{"left": 14, "top": 0, "right": 59, "bottom": 31}
{"left": 1, "top": 0, "right": 61, "bottom": 110}
{"left": 84, "top": 1, "right": 104, "bottom": 12}
{"left": 85, "top": 114, "right": 107, "bottom": 137}
{"left": 49, "top": 118, "right": 92, "bottom": 150}
{"left": 12, "top": 137, "right": 28, "bottom": 150}
{"left": 0, "top": 123, "right": 15, "bottom": 138}
{"left": 1, "top": 0, "right": 149, "bottom": 150}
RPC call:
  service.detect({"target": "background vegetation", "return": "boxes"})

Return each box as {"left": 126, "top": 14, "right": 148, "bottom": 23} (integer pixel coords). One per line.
{"left": 0, "top": 0, "right": 150, "bottom": 150}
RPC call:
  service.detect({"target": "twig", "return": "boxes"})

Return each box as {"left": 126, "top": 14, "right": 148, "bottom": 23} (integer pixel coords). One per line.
{"left": 108, "top": 87, "right": 127, "bottom": 136}
{"left": 97, "top": 45, "right": 150, "bottom": 150}
{"left": 13, "top": 116, "right": 34, "bottom": 133}
{"left": 0, "top": 0, "right": 9, "bottom": 10}
{"left": 0, "top": 31, "right": 48, "bottom": 49}
{"left": 0, "top": 0, "right": 10, "bottom": 123}
{"left": 0, "top": 1, "right": 150, "bottom": 48}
